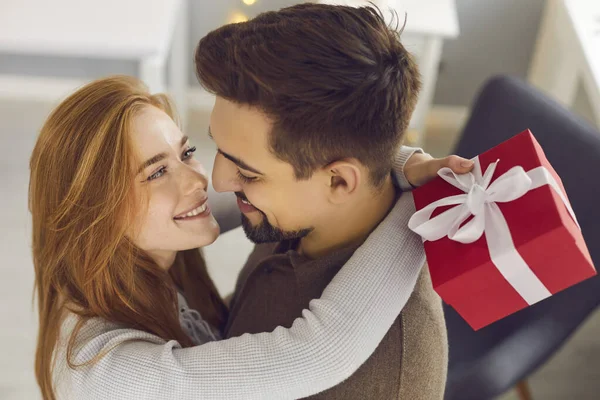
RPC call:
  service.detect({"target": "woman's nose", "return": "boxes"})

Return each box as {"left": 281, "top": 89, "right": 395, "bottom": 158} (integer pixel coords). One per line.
{"left": 181, "top": 164, "right": 208, "bottom": 196}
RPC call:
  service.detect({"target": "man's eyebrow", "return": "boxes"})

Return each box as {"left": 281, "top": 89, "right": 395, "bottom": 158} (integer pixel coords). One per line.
{"left": 208, "top": 127, "right": 264, "bottom": 175}
{"left": 137, "top": 136, "right": 190, "bottom": 174}
{"left": 218, "top": 149, "right": 264, "bottom": 175}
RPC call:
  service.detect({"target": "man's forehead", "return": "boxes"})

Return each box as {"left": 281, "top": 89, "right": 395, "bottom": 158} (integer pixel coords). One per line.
{"left": 210, "top": 98, "right": 274, "bottom": 170}
{"left": 211, "top": 98, "right": 272, "bottom": 137}
{"left": 209, "top": 98, "right": 310, "bottom": 180}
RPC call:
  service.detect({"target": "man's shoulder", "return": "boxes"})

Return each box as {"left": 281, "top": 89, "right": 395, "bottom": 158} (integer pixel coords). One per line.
{"left": 398, "top": 265, "right": 448, "bottom": 399}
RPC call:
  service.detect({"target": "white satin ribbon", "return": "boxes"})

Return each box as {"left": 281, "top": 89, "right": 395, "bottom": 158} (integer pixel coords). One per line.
{"left": 409, "top": 157, "right": 579, "bottom": 305}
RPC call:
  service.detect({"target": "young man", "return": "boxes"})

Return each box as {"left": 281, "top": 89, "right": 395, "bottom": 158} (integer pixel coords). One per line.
{"left": 196, "top": 4, "right": 471, "bottom": 399}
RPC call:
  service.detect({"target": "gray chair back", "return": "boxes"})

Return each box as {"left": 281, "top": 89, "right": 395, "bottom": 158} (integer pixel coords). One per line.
{"left": 444, "top": 76, "right": 600, "bottom": 400}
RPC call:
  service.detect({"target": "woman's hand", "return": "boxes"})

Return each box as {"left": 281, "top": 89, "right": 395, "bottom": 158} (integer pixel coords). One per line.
{"left": 405, "top": 153, "right": 474, "bottom": 187}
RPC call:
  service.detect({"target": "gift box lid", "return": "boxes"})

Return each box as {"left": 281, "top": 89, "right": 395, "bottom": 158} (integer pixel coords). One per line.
{"left": 413, "top": 130, "right": 592, "bottom": 291}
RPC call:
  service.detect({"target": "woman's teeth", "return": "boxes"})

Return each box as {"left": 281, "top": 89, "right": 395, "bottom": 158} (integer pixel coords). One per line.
{"left": 177, "top": 203, "right": 207, "bottom": 219}
{"left": 241, "top": 199, "right": 251, "bottom": 205}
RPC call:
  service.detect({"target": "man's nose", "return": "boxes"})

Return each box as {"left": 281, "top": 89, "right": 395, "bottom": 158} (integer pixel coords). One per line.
{"left": 212, "top": 152, "right": 243, "bottom": 193}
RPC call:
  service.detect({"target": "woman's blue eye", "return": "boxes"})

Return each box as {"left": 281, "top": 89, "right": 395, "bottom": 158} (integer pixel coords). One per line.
{"left": 182, "top": 146, "right": 197, "bottom": 160}
{"left": 145, "top": 146, "right": 196, "bottom": 182}
{"left": 147, "top": 166, "right": 167, "bottom": 181}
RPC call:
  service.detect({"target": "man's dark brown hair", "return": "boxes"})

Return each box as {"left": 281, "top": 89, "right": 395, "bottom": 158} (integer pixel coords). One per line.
{"left": 195, "top": 3, "right": 421, "bottom": 187}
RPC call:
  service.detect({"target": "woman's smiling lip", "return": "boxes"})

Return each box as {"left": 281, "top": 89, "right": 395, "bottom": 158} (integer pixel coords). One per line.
{"left": 173, "top": 198, "right": 209, "bottom": 219}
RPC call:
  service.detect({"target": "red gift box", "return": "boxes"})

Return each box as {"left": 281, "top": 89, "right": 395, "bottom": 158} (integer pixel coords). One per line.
{"left": 411, "top": 130, "right": 596, "bottom": 330}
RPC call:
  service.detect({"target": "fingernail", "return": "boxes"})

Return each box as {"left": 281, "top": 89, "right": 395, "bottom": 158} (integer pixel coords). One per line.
{"left": 460, "top": 160, "right": 474, "bottom": 168}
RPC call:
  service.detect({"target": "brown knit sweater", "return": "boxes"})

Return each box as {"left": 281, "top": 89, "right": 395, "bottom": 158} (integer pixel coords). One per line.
{"left": 226, "top": 238, "right": 448, "bottom": 400}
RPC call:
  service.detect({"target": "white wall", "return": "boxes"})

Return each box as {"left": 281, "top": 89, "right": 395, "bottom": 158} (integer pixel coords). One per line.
{"left": 434, "top": 0, "right": 546, "bottom": 106}
{"left": 0, "top": 0, "right": 297, "bottom": 83}
{"left": 0, "top": 0, "right": 547, "bottom": 107}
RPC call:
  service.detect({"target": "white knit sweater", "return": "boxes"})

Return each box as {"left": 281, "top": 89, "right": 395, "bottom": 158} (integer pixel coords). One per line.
{"left": 52, "top": 147, "right": 425, "bottom": 400}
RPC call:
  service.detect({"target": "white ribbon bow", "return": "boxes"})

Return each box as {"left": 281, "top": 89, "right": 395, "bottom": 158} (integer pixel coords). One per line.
{"left": 408, "top": 157, "right": 579, "bottom": 305}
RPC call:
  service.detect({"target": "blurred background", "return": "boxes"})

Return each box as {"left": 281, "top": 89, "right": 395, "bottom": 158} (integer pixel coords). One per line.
{"left": 1, "top": 1, "right": 598, "bottom": 399}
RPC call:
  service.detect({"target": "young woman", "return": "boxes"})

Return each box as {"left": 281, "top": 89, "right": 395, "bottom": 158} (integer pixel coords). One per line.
{"left": 30, "top": 76, "right": 469, "bottom": 399}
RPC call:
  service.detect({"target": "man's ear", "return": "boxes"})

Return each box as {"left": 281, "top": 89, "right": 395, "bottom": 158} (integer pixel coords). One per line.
{"left": 324, "top": 159, "right": 362, "bottom": 204}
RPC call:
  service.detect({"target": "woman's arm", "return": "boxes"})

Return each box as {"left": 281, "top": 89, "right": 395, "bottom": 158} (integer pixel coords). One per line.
{"left": 393, "top": 145, "right": 425, "bottom": 191}
{"left": 62, "top": 194, "right": 425, "bottom": 400}
{"left": 397, "top": 147, "right": 474, "bottom": 189}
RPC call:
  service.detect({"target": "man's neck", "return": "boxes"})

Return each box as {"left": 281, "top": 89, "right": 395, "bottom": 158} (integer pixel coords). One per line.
{"left": 298, "top": 177, "right": 397, "bottom": 259}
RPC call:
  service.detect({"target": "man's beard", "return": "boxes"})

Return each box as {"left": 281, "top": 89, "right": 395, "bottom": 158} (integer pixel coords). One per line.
{"left": 240, "top": 211, "right": 313, "bottom": 244}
